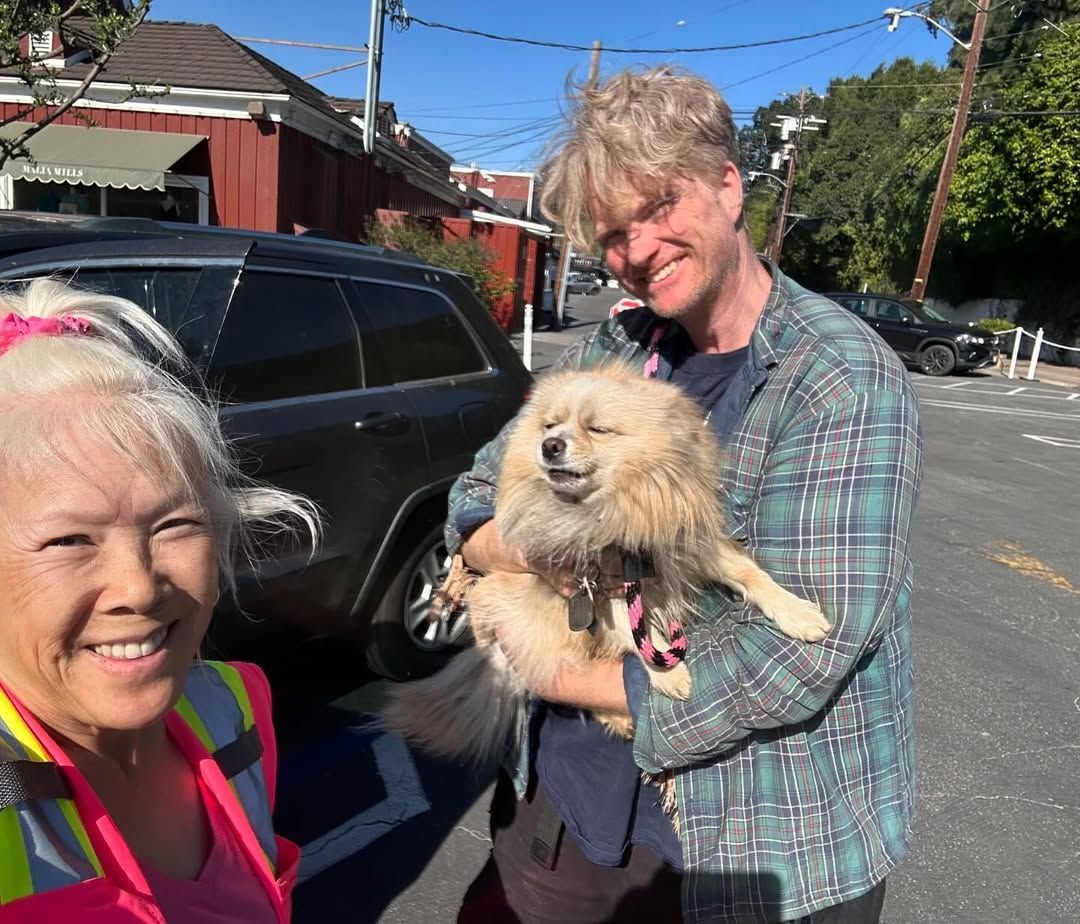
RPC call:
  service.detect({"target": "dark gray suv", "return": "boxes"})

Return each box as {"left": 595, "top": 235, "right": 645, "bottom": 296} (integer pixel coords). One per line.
{"left": 0, "top": 213, "right": 531, "bottom": 679}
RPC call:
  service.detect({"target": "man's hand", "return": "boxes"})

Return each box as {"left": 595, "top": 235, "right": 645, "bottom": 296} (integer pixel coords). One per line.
{"left": 462, "top": 520, "right": 631, "bottom": 715}
{"left": 461, "top": 521, "right": 623, "bottom": 599}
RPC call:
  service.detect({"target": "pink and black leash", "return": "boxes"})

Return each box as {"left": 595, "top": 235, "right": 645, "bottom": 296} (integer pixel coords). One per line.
{"left": 623, "top": 321, "right": 687, "bottom": 669}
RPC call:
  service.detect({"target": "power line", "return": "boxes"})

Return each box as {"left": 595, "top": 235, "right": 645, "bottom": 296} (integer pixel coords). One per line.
{"left": 413, "top": 116, "right": 561, "bottom": 141}
{"left": 722, "top": 22, "right": 885, "bottom": 91}
{"left": 393, "top": 13, "right": 886, "bottom": 54}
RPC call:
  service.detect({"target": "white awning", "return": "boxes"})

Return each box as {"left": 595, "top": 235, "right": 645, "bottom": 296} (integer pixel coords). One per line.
{"left": 462, "top": 209, "right": 553, "bottom": 236}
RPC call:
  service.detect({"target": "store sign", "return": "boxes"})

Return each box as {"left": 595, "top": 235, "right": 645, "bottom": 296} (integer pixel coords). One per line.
{"left": 10, "top": 161, "right": 85, "bottom": 182}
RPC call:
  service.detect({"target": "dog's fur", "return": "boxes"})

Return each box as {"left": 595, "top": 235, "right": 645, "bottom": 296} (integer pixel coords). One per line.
{"left": 382, "top": 364, "right": 830, "bottom": 764}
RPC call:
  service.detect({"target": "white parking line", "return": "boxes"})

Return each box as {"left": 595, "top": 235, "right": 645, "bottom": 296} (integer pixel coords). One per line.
{"left": 1022, "top": 434, "right": 1080, "bottom": 450}
{"left": 919, "top": 399, "right": 1080, "bottom": 422}
{"left": 940, "top": 381, "right": 970, "bottom": 389}
{"left": 914, "top": 380, "right": 1079, "bottom": 402}
{"left": 297, "top": 731, "right": 430, "bottom": 883}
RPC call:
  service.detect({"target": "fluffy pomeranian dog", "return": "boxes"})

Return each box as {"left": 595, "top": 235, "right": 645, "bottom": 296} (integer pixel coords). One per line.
{"left": 382, "top": 363, "right": 830, "bottom": 764}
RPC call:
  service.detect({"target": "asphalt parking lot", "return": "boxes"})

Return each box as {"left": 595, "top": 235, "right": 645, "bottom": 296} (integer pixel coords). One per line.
{"left": 269, "top": 348, "right": 1080, "bottom": 923}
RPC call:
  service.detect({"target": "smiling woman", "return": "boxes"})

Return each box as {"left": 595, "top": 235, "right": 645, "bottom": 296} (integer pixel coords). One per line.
{"left": 0, "top": 280, "right": 320, "bottom": 922}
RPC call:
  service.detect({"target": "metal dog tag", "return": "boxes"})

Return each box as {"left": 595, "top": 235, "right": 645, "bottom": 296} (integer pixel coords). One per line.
{"left": 568, "top": 576, "right": 597, "bottom": 632}
{"left": 568, "top": 592, "right": 595, "bottom": 632}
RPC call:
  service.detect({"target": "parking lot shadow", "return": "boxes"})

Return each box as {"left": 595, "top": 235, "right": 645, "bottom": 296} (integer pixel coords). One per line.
{"left": 259, "top": 639, "right": 496, "bottom": 923}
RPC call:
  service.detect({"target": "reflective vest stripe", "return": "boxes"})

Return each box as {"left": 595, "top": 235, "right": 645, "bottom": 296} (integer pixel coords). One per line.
{"left": 0, "top": 661, "right": 276, "bottom": 905}
{"left": 55, "top": 798, "right": 105, "bottom": 880}
{"left": 172, "top": 662, "right": 277, "bottom": 876}
{"left": 0, "top": 686, "right": 105, "bottom": 904}
{"left": 0, "top": 808, "right": 33, "bottom": 903}
{"left": 0, "top": 693, "right": 47, "bottom": 761}
{"left": 173, "top": 694, "right": 217, "bottom": 754}
{"left": 207, "top": 662, "right": 254, "bottom": 732}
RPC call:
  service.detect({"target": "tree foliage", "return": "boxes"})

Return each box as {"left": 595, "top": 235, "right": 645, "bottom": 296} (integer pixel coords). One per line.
{"left": 367, "top": 217, "right": 517, "bottom": 328}
{"left": 0, "top": 1, "right": 152, "bottom": 168}
{"left": 752, "top": 2, "right": 1080, "bottom": 340}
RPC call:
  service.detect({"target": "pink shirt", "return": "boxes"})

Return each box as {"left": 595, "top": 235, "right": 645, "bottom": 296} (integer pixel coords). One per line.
{"left": 141, "top": 781, "right": 278, "bottom": 923}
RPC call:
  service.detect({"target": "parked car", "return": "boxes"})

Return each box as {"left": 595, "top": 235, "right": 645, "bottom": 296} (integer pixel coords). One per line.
{"left": 566, "top": 272, "right": 601, "bottom": 296}
{"left": 825, "top": 291, "right": 1000, "bottom": 376}
{"left": 0, "top": 211, "right": 532, "bottom": 679}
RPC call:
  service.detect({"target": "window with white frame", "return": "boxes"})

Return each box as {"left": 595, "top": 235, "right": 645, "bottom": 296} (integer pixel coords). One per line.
{"left": 29, "top": 32, "right": 55, "bottom": 59}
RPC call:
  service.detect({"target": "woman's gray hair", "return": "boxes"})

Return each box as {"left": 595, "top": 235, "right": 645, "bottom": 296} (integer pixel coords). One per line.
{"left": 0, "top": 277, "right": 320, "bottom": 595}
{"left": 540, "top": 65, "right": 740, "bottom": 250}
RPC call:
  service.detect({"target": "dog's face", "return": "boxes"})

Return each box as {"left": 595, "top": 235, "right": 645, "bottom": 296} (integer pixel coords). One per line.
{"left": 514, "top": 365, "right": 710, "bottom": 503}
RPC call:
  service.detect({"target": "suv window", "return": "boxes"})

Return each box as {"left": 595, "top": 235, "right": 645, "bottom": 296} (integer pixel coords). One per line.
{"left": 836, "top": 296, "right": 873, "bottom": 318}
{"left": 350, "top": 280, "right": 486, "bottom": 386}
{"left": 67, "top": 267, "right": 206, "bottom": 360}
{"left": 873, "top": 300, "right": 910, "bottom": 323}
{"left": 211, "top": 272, "right": 361, "bottom": 403}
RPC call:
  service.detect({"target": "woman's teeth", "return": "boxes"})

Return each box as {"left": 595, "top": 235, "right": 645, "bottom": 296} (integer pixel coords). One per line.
{"left": 91, "top": 627, "right": 168, "bottom": 660}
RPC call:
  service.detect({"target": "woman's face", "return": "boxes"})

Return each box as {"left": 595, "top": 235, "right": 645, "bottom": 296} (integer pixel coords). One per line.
{"left": 0, "top": 417, "right": 218, "bottom": 741}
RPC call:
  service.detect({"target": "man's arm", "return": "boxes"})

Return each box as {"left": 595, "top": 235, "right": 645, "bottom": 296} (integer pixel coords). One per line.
{"left": 632, "top": 387, "right": 923, "bottom": 773}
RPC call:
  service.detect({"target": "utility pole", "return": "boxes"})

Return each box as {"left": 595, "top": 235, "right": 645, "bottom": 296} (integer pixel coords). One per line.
{"left": 765, "top": 88, "right": 823, "bottom": 263}
{"left": 552, "top": 40, "right": 601, "bottom": 330}
{"left": 363, "top": 0, "right": 386, "bottom": 154}
{"left": 909, "top": 0, "right": 989, "bottom": 301}
{"left": 588, "top": 40, "right": 602, "bottom": 85}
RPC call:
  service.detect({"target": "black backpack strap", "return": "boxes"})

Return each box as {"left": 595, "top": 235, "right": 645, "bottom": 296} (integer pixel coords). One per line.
{"left": 0, "top": 759, "right": 71, "bottom": 810}
{"left": 212, "top": 724, "right": 264, "bottom": 780}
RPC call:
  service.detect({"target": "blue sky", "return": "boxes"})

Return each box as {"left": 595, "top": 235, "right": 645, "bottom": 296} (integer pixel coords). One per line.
{"left": 149, "top": 0, "right": 951, "bottom": 168}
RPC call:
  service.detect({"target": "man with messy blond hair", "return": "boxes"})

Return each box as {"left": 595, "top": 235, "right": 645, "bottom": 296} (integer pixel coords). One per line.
{"left": 452, "top": 65, "right": 922, "bottom": 923}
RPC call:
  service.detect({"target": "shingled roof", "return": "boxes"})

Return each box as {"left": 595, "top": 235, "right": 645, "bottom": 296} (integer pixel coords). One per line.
{"left": 52, "top": 20, "right": 357, "bottom": 131}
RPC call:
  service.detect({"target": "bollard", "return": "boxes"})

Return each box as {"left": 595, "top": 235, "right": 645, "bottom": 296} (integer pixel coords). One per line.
{"left": 522, "top": 303, "right": 533, "bottom": 372}
{"left": 1007, "top": 327, "right": 1022, "bottom": 379}
{"left": 1025, "top": 327, "right": 1044, "bottom": 381}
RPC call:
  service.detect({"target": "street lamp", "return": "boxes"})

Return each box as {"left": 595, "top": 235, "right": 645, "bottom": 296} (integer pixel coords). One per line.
{"left": 883, "top": 6, "right": 972, "bottom": 50}
{"left": 747, "top": 170, "right": 788, "bottom": 190}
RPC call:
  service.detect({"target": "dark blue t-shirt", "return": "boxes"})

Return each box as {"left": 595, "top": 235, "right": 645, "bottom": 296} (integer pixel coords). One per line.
{"left": 536, "top": 329, "right": 750, "bottom": 870}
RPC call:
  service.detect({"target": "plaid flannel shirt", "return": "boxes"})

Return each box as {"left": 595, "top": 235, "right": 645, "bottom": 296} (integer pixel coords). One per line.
{"left": 446, "top": 266, "right": 923, "bottom": 923}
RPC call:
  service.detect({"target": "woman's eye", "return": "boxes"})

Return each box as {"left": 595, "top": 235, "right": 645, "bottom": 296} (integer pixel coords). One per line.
{"left": 45, "top": 535, "right": 89, "bottom": 548}
{"left": 156, "top": 518, "right": 203, "bottom": 534}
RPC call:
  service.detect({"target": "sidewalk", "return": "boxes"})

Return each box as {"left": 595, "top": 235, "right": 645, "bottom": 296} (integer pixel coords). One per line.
{"left": 988, "top": 358, "right": 1080, "bottom": 390}
{"left": 508, "top": 290, "right": 623, "bottom": 373}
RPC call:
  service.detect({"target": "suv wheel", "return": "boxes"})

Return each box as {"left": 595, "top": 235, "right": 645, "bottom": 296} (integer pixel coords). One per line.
{"left": 919, "top": 343, "right": 956, "bottom": 377}
{"left": 365, "top": 525, "right": 470, "bottom": 680}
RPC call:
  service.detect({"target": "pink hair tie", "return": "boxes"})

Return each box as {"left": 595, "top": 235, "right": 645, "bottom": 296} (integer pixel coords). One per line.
{"left": 0, "top": 312, "right": 92, "bottom": 357}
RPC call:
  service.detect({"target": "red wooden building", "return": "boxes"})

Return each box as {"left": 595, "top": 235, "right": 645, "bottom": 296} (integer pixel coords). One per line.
{"left": 0, "top": 19, "right": 552, "bottom": 331}
{"left": 0, "top": 21, "right": 469, "bottom": 233}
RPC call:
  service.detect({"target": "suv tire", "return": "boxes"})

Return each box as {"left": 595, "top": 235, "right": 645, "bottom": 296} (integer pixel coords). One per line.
{"left": 919, "top": 343, "right": 956, "bottom": 377}
{"left": 365, "top": 524, "right": 468, "bottom": 680}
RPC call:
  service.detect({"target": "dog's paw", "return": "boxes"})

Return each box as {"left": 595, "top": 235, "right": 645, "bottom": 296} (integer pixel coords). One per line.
{"left": 769, "top": 593, "right": 832, "bottom": 642}
{"left": 649, "top": 661, "right": 692, "bottom": 700}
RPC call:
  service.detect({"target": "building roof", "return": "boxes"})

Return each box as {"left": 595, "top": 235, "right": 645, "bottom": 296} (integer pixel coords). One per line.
{"left": 4, "top": 18, "right": 469, "bottom": 207}
{"left": 49, "top": 20, "right": 359, "bottom": 131}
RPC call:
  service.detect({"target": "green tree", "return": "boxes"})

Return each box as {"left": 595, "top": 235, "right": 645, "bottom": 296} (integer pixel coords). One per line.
{"left": 0, "top": 0, "right": 152, "bottom": 168}
{"left": 929, "top": 0, "right": 1078, "bottom": 74}
{"left": 367, "top": 217, "right": 517, "bottom": 329}
{"left": 940, "top": 20, "right": 1080, "bottom": 338}
{"left": 777, "top": 58, "right": 953, "bottom": 292}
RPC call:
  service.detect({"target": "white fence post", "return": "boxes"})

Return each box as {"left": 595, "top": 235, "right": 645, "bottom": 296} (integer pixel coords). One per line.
{"left": 1025, "top": 327, "right": 1044, "bottom": 381}
{"left": 1007, "top": 327, "right": 1023, "bottom": 379}
{"left": 522, "top": 303, "right": 533, "bottom": 372}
